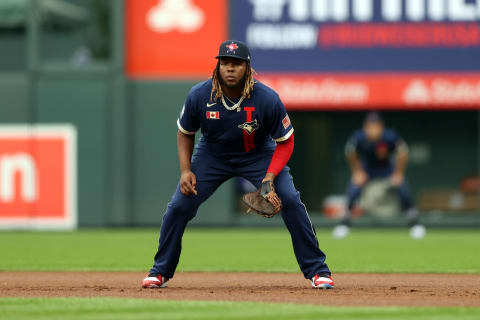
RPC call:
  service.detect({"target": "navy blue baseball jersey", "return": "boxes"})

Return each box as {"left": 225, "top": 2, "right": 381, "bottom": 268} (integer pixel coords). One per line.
{"left": 345, "top": 128, "right": 407, "bottom": 172}
{"left": 177, "top": 79, "right": 294, "bottom": 157}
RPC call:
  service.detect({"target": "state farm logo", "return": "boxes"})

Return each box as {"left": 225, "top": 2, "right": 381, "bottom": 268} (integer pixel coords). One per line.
{"left": 403, "top": 80, "right": 431, "bottom": 104}
{"left": 260, "top": 76, "right": 369, "bottom": 105}
{"left": 126, "top": 0, "right": 226, "bottom": 77}
{"left": 0, "top": 125, "right": 77, "bottom": 230}
{"left": 404, "top": 79, "right": 480, "bottom": 105}
{"left": 147, "top": 0, "right": 205, "bottom": 33}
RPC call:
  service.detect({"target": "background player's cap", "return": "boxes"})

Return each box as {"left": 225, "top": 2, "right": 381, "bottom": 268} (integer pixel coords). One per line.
{"left": 364, "top": 112, "right": 384, "bottom": 124}
{"left": 216, "top": 40, "right": 251, "bottom": 62}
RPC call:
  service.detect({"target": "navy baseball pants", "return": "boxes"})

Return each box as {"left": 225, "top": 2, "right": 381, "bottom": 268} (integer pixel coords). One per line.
{"left": 149, "top": 144, "right": 330, "bottom": 279}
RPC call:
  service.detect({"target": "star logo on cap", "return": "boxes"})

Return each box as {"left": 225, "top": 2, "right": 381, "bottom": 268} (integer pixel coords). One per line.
{"left": 226, "top": 42, "right": 238, "bottom": 53}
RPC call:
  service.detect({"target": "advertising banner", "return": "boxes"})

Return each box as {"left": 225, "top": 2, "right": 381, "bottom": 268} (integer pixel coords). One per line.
{"left": 260, "top": 73, "right": 480, "bottom": 109}
{"left": 0, "top": 125, "right": 77, "bottom": 230}
{"left": 231, "top": 0, "right": 480, "bottom": 108}
{"left": 126, "top": 0, "right": 227, "bottom": 78}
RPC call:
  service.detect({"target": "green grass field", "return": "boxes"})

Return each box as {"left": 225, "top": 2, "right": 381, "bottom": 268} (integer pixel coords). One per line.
{"left": 1, "top": 228, "right": 479, "bottom": 273}
{"left": 2, "top": 298, "right": 480, "bottom": 320}
{"left": 1, "top": 228, "right": 479, "bottom": 319}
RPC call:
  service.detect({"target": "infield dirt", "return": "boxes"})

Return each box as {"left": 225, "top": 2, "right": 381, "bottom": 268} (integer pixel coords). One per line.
{"left": 0, "top": 272, "right": 478, "bottom": 307}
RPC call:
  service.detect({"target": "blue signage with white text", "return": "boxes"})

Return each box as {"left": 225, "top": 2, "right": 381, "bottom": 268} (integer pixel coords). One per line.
{"left": 230, "top": 0, "right": 480, "bottom": 72}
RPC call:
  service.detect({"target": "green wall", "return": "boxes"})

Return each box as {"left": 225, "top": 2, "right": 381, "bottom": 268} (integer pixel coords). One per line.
{"left": 35, "top": 76, "right": 110, "bottom": 226}
{"left": 0, "top": 75, "right": 29, "bottom": 121}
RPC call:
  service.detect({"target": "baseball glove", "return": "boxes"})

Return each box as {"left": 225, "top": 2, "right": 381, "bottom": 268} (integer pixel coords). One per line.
{"left": 242, "top": 180, "right": 282, "bottom": 218}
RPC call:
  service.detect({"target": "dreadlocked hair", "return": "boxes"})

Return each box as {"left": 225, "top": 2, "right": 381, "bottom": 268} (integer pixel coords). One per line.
{"left": 210, "top": 61, "right": 256, "bottom": 102}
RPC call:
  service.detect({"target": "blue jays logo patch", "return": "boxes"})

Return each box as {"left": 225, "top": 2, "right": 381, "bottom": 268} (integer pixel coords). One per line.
{"left": 238, "top": 119, "right": 259, "bottom": 135}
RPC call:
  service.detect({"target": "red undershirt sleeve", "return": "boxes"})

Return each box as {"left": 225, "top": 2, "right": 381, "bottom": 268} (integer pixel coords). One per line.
{"left": 267, "top": 134, "right": 294, "bottom": 176}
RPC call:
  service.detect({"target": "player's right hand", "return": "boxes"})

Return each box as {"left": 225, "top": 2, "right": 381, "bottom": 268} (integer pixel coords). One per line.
{"left": 352, "top": 170, "right": 368, "bottom": 186}
{"left": 180, "top": 170, "right": 198, "bottom": 196}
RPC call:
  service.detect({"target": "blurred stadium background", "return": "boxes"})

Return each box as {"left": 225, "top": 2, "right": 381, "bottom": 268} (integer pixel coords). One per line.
{"left": 0, "top": 0, "right": 479, "bottom": 230}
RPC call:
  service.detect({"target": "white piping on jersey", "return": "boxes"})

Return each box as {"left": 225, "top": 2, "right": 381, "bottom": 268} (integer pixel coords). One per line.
{"left": 221, "top": 95, "right": 244, "bottom": 112}
{"left": 177, "top": 119, "right": 196, "bottom": 135}
{"left": 274, "top": 128, "right": 294, "bottom": 142}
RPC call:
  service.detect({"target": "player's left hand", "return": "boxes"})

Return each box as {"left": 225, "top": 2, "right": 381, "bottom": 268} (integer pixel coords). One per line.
{"left": 390, "top": 172, "right": 404, "bottom": 186}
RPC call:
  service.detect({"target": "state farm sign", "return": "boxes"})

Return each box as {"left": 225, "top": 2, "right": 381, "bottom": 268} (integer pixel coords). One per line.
{"left": 403, "top": 78, "right": 480, "bottom": 105}
{"left": 0, "top": 125, "right": 76, "bottom": 229}
{"left": 126, "top": 0, "right": 227, "bottom": 78}
{"left": 258, "top": 73, "right": 480, "bottom": 109}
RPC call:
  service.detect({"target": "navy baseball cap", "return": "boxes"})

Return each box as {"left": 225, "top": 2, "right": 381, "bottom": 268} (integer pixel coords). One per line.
{"left": 216, "top": 40, "right": 251, "bottom": 62}
{"left": 364, "top": 112, "right": 384, "bottom": 124}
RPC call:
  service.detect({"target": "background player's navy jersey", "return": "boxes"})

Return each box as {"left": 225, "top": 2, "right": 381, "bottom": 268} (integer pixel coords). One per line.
{"left": 177, "top": 79, "right": 294, "bottom": 157}
{"left": 345, "top": 128, "right": 407, "bottom": 175}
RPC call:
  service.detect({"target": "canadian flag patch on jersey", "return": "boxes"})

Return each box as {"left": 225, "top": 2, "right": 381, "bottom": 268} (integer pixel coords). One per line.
{"left": 206, "top": 111, "right": 220, "bottom": 119}
{"left": 282, "top": 114, "right": 291, "bottom": 129}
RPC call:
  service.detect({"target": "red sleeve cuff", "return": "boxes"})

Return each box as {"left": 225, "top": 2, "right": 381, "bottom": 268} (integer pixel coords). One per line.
{"left": 267, "top": 134, "right": 294, "bottom": 176}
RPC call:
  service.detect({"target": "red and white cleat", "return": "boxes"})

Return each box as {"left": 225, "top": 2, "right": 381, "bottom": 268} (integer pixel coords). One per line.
{"left": 311, "top": 274, "right": 334, "bottom": 289}
{"left": 142, "top": 273, "right": 169, "bottom": 288}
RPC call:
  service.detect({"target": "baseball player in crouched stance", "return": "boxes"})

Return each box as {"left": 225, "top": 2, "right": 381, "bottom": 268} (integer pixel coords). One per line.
{"left": 142, "top": 40, "right": 333, "bottom": 289}
{"left": 333, "top": 112, "right": 426, "bottom": 240}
